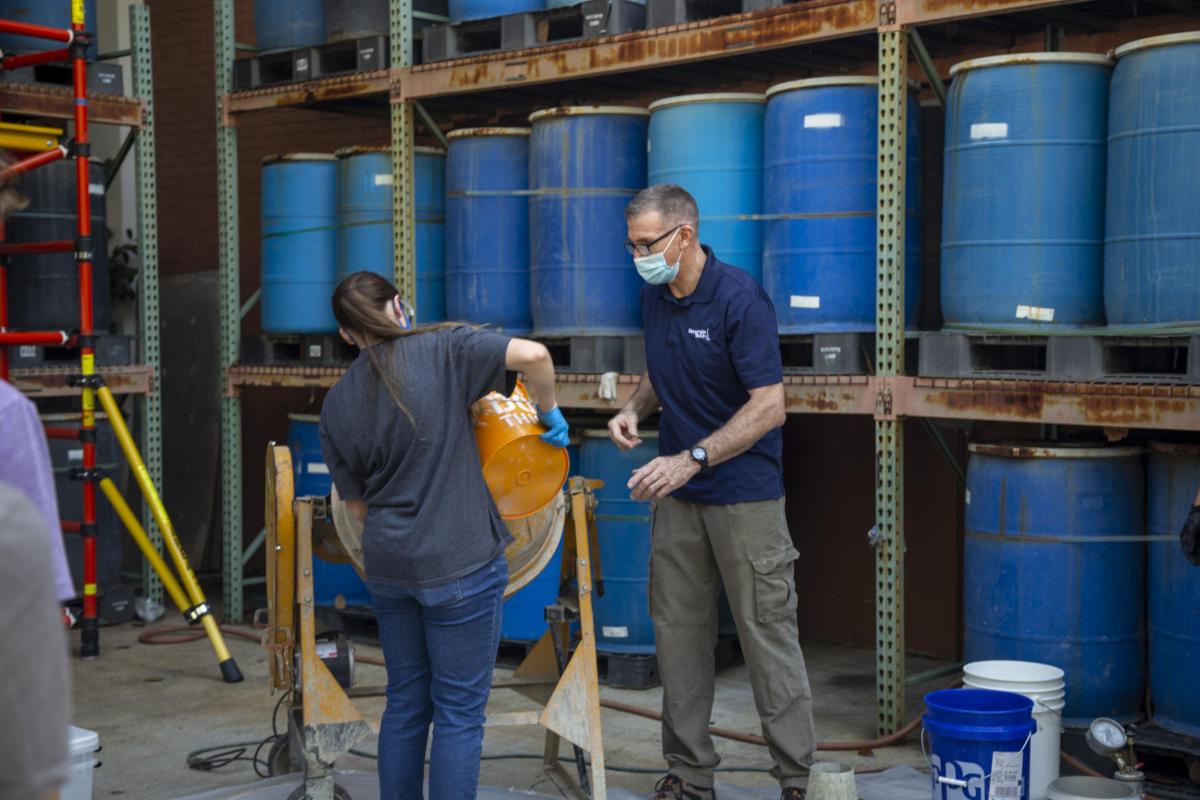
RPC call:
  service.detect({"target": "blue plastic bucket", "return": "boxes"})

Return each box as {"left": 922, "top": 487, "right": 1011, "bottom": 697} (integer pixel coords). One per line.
{"left": 924, "top": 689, "right": 1036, "bottom": 800}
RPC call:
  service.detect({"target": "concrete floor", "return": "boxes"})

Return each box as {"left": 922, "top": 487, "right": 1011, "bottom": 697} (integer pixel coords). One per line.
{"left": 70, "top": 622, "right": 943, "bottom": 799}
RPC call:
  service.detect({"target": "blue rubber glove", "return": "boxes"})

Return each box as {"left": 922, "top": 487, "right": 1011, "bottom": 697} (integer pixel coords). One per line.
{"left": 538, "top": 405, "right": 570, "bottom": 448}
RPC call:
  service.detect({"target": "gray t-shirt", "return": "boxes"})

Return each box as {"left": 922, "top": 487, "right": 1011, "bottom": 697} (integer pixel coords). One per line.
{"left": 319, "top": 326, "right": 514, "bottom": 589}
{"left": 0, "top": 483, "right": 71, "bottom": 800}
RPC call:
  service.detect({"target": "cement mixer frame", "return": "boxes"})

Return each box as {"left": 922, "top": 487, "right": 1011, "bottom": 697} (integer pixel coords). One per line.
{"left": 260, "top": 443, "right": 609, "bottom": 800}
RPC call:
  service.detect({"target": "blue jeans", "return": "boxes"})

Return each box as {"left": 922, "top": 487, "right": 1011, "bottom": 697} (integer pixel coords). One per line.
{"left": 369, "top": 553, "right": 507, "bottom": 800}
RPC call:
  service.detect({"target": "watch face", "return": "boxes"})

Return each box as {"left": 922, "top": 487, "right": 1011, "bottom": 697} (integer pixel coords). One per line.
{"left": 692, "top": 448, "right": 706, "bottom": 462}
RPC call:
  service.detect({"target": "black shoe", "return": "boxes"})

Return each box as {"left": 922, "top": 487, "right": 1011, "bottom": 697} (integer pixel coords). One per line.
{"left": 653, "top": 774, "right": 715, "bottom": 800}
{"left": 780, "top": 788, "right": 806, "bottom": 800}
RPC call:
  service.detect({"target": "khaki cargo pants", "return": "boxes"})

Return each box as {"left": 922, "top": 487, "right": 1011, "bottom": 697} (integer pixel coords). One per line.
{"left": 650, "top": 496, "right": 816, "bottom": 790}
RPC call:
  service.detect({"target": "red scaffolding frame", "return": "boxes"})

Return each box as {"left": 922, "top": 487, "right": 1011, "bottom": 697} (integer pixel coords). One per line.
{"left": 0, "top": 10, "right": 102, "bottom": 656}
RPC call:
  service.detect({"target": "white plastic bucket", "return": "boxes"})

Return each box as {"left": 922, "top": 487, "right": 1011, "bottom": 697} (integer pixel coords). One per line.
{"left": 964, "top": 661, "right": 1065, "bottom": 800}
{"left": 60, "top": 726, "right": 98, "bottom": 800}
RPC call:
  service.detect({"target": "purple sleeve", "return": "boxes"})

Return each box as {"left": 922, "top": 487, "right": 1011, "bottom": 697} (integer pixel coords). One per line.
{"left": 0, "top": 384, "right": 75, "bottom": 601}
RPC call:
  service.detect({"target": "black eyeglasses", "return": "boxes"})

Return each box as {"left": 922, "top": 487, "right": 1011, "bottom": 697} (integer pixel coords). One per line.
{"left": 624, "top": 225, "right": 682, "bottom": 257}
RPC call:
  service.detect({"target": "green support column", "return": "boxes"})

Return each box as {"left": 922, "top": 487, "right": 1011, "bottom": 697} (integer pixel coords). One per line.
{"left": 875, "top": 26, "right": 908, "bottom": 736}
{"left": 131, "top": 4, "right": 163, "bottom": 605}
{"left": 214, "top": 0, "right": 243, "bottom": 622}
{"left": 390, "top": 1, "right": 416, "bottom": 309}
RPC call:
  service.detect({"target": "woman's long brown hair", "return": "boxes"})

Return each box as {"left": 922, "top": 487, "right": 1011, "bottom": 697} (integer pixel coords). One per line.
{"left": 331, "top": 271, "right": 468, "bottom": 424}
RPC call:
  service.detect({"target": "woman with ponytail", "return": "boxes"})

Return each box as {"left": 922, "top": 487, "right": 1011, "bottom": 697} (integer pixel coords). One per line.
{"left": 318, "top": 270, "right": 569, "bottom": 800}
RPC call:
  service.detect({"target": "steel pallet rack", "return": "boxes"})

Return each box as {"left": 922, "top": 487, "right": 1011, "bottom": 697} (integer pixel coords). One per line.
{"left": 0, "top": 3, "right": 164, "bottom": 647}
{"left": 216, "top": 0, "right": 1200, "bottom": 733}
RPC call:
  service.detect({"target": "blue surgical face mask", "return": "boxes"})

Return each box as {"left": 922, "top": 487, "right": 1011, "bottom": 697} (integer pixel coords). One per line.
{"left": 633, "top": 227, "right": 682, "bottom": 285}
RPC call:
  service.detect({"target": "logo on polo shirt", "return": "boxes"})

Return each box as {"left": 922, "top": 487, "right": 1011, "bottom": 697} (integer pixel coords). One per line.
{"left": 688, "top": 328, "right": 711, "bottom": 342}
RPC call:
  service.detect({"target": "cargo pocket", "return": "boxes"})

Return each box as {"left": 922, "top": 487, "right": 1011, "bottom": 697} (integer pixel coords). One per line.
{"left": 751, "top": 546, "right": 800, "bottom": 624}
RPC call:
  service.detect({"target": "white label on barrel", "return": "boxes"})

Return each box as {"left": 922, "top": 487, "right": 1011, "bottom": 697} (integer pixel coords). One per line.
{"left": 804, "top": 113, "right": 843, "bottom": 129}
{"left": 970, "top": 122, "right": 1008, "bottom": 140}
{"left": 307, "top": 463, "right": 330, "bottom": 475}
{"left": 69, "top": 449, "right": 83, "bottom": 461}
{"left": 602, "top": 626, "right": 629, "bottom": 639}
{"left": 374, "top": 174, "right": 393, "bottom": 186}
{"left": 1015, "top": 305, "right": 1054, "bottom": 322}
{"left": 987, "top": 751, "right": 1023, "bottom": 799}
{"left": 315, "top": 641, "right": 338, "bottom": 660}
{"left": 89, "top": 183, "right": 104, "bottom": 195}
{"left": 19, "top": 345, "right": 35, "bottom": 358}
{"left": 790, "top": 295, "right": 820, "bottom": 309}
{"left": 965, "top": 489, "right": 971, "bottom": 505}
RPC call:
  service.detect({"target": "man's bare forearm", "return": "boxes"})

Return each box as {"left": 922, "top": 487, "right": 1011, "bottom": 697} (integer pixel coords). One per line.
{"left": 622, "top": 373, "right": 660, "bottom": 419}
{"left": 698, "top": 384, "right": 785, "bottom": 467}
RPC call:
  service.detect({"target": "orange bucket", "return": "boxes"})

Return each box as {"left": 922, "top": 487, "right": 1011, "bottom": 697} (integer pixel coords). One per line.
{"left": 473, "top": 381, "right": 569, "bottom": 520}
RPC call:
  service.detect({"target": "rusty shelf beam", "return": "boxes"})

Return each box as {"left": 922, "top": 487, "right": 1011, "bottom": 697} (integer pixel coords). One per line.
{"left": 400, "top": 0, "right": 877, "bottom": 99}
{"left": 11, "top": 365, "right": 153, "bottom": 398}
{"left": 223, "top": 69, "right": 392, "bottom": 118}
{"left": 225, "top": 364, "right": 346, "bottom": 394}
{"left": 0, "top": 82, "right": 144, "bottom": 127}
{"left": 895, "top": 0, "right": 1093, "bottom": 27}
{"left": 903, "top": 377, "right": 1200, "bottom": 431}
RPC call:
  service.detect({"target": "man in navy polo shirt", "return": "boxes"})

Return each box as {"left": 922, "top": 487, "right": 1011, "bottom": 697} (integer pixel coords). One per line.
{"left": 608, "top": 185, "right": 816, "bottom": 800}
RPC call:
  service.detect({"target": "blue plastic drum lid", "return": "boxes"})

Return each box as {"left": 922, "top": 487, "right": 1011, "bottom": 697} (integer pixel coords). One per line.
{"left": 448, "top": 0, "right": 544, "bottom": 24}
{"left": 6, "top": 157, "right": 110, "bottom": 331}
{"left": 581, "top": 429, "right": 658, "bottom": 653}
{"left": 287, "top": 414, "right": 372, "bottom": 607}
{"left": 762, "top": 77, "right": 922, "bottom": 333}
{"left": 445, "top": 127, "right": 532, "bottom": 333}
{"left": 528, "top": 106, "right": 649, "bottom": 337}
{"left": 261, "top": 154, "right": 339, "bottom": 334}
{"left": 648, "top": 93, "right": 766, "bottom": 283}
{"left": 1105, "top": 32, "right": 1200, "bottom": 330}
{"left": 255, "top": 0, "right": 325, "bottom": 51}
{"left": 0, "top": 0, "right": 98, "bottom": 56}
{"left": 941, "top": 53, "right": 1113, "bottom": 331}
{"left": 963, "top": 442, "right": 1146, "bottom": 724}
{"left": 1146, "top": 441, "right": 1200, "bottom": 737}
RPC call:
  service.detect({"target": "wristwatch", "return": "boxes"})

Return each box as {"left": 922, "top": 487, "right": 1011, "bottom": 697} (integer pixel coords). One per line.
{"left": 689, "top": 446, "right": 709, "bottom": 472}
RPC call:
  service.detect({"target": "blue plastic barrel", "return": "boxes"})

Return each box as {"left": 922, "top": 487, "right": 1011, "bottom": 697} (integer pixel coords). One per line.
{"left": 763, "top": 78, "right": 921, "bottom": 332}
{"left": 335, "top": 146, "right": 446, "bottom": 322}
{"left": 582, "top": 431, "right": 657, "bottom": 653}
{"left": 415, "top": 147, "right": 447, "bottom": 322}
{"left": 445, "top": 128, "right": 532, "bottom": 333}
{"left": 255, "top": 0, "right": 324, "bottom": 51}
{"left": 529, "top": 107, "right": 648, "bottom": 336}
{"left": 942, "top": 54, "right": 1112, "bottom": 331}
{"left": 1105, "top": 33, "right": 1200, "bottom": 329}
{"left": 964, "top": 443, "right": 1145, "bottom": 723}
{"left": 0, "top": 0, "right": 97, "bottom": 56}
{"left": 923, "top": 689, "right": 1036, "bottom": 800}
{"left": 1148, "top": 442, "right": 1200, "bottom": 736}
{"left": 648, "top": 93, "right": 765, "bottom": 283}
{"left": 500, "top": 439, "right": 579, "bottom": 641}
{"left": 287, "top": 415, "right": 372, "bottom": 607}
{"left": 261, "top": 154, "right": 339, "bottom": 334}
{"left": 449, "top": 0, "right": 544, "bottom": 23}
{"left": 6, "top": 158, "right": 109, "bottom": 331}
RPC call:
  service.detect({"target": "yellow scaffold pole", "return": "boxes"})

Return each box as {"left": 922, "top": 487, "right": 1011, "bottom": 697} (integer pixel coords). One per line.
{"left": 95, "top": 385, "right": 243, "bottom": 683}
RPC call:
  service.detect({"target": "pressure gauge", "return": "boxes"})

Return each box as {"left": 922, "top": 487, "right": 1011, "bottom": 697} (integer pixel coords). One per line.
{"left": 1086, "top": 717, "right": 1129, "bottom": 755}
